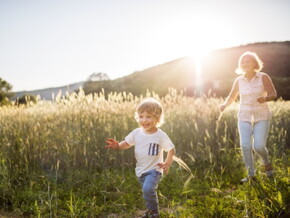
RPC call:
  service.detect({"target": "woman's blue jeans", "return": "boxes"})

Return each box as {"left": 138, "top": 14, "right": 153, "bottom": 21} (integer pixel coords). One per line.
{"left": 238, "top": 120, "right": 270, "bottom": 177}
{"left": 138, "top": 169, "right": 162, "bottom": 213}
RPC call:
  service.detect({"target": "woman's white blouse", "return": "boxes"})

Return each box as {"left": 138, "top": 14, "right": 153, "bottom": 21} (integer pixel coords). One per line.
{"left": 238, "top": 72, "right": 271, "bottom": 122}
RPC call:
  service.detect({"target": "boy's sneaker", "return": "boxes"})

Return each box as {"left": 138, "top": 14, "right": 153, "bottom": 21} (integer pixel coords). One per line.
{"left": 141, "top": 210, "right": 159, "bottom": 218}
{"left": 240, "top": 176, "right": 257, "bottom": 184}
{"left": 265, "top": 164, "right": 274, "bottom": 177}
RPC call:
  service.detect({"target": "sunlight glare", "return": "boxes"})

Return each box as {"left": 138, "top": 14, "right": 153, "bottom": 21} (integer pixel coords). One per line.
{"left": 181, "top": 13, "right": 223, "bottom": 94}
{"left": 191, "top": 47, "right": 209, "bottom": 94}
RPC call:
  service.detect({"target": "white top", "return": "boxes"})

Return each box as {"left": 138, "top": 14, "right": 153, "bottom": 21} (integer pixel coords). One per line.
{"left": 237, "top": 72, "right": 271, "bottom": 122}
{"left": 125, "top": 128, "right": 175, "bottom": 177}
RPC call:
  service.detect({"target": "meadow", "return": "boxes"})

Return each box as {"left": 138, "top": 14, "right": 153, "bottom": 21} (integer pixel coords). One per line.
{"left": 0, "top": 89, "right": 289, "bottom": 217}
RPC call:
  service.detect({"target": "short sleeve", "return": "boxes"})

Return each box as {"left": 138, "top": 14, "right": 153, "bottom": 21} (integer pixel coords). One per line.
{"left": 125, "top": 129, "right": 137, "bottom": 146}
{"left": 160, "top": 132, "right": 175, "bottom": 152}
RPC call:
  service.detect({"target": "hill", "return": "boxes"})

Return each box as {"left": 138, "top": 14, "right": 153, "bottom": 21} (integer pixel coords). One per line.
{"left": 11, "top": 81, "right": 84, "bottom": 101}
{"left": 10, "top": 41, "right": 290, "bottom": 100}
{"left": 83, "top": 41, "right": 290, "bottom": 99}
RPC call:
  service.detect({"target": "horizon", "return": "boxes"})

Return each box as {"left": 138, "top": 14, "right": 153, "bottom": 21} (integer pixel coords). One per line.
{"left": 1, "top": 0, "right": 290, "bottom": 92}
{"left": 11, "top": 40, "right": 289, "bottom": 94}
{"left": 9, "top": 42, "right": 260, "bottom": 92}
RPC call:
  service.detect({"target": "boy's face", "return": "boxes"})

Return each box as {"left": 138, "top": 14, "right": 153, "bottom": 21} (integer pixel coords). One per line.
{"left": 138, "top": 110, "right": 158, "bottom": 134}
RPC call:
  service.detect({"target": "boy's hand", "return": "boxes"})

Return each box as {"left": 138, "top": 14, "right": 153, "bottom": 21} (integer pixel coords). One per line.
{"left": 157, "top": 162, "right": 170, "bottom": 175}
{"left": 105, "top": 138, "right": 120, "bottom": 150}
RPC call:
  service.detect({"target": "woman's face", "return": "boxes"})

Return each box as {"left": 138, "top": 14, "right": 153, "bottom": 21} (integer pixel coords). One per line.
{"left": 241, "top": 56, "right": 257, "bottom": 73}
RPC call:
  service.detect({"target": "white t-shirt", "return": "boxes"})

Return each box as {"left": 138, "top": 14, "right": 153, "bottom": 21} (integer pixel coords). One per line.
{"left": 125, "top": 128, "right": 175, "bottom": 177}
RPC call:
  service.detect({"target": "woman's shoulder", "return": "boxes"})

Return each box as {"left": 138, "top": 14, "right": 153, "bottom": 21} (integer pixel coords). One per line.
{"left": 258, "top": 72, "right": 272, "bottom": 81}
{"left": 258, "top": 72, "right": 270, "bottom": 77}
{"left": 234, "top": 75, "right": 244, "bottom": 83}
{"left": 235, "top": 75, "right": 244, "bottom": 80}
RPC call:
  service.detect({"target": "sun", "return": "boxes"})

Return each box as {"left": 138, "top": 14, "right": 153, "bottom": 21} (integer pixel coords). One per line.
{"left": 180, "top": 16, "right": 232, "bottom": 92}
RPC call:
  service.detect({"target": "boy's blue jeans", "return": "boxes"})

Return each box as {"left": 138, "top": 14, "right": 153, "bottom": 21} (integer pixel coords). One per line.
{"left": 138, "top": 169, "right": 162, "bottom": 213}
{"left": 238, "top": 120, "right": 270, "bottom": 177}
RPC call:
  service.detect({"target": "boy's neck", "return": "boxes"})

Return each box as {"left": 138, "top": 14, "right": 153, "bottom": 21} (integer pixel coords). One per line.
{"left": 143, "top": 127, "right": 158, "bottom": 134}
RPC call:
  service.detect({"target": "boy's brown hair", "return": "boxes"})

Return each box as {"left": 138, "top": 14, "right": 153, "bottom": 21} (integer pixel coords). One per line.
{"left": 135, "top": 98, "right": 164, "bottom": 127}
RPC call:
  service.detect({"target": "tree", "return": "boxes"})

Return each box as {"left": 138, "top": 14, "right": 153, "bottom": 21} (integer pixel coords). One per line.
{"left": 0, "top": 77, "right": 13, "bottom": 106}
{"left": 15, "top": 94, "right": 37, "bottom": 106}
{"left": 86, "top": 72, "right": 110, "bottom": 82}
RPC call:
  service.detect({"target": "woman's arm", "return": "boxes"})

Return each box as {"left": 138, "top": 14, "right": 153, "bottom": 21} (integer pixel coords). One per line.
{"left": 257, "top": 74, "right": 277, "bottom": 103}
{"left": 220, "top": 78, "right": 239, "bottom": 111}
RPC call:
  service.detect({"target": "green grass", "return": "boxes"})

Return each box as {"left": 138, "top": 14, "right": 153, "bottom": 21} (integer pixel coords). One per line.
{"left": 0, "top": 89, "right": 289, "bottom": 217}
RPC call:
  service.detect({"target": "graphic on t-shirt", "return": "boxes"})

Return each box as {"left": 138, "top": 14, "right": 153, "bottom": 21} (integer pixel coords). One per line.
{"left": 148, "top": 143, "right": 159, "bottom": 156}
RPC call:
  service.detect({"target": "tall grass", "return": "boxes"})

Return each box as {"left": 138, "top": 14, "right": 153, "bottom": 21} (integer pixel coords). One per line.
{"left": 0, "top": 89, "right": 289, "bottom": 217}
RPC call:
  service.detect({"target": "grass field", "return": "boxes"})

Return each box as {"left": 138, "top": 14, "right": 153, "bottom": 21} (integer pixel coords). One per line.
{"left": 0, "top": 89, "right": 289, "bottom": 217}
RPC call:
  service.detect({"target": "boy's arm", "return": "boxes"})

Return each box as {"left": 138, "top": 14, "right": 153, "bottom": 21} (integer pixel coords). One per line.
{"left": 105, "top": 138, "right": 131, "bottom": 150}
{"left": 157, "top": 148, "right": 176, "bottom": 174}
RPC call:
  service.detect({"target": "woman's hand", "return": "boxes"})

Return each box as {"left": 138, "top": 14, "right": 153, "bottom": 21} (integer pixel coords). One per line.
{"left": 219, "top": 104, "right": 227, "bottom": 112}
{"left": 257, "top": 96, "right": 267, "bottom": 103}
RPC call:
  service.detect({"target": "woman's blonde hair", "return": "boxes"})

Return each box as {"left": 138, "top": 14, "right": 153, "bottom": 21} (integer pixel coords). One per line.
{"left": 135, "top": 98, "right": 164, "bottom": 127}
{"left": 235, "top": 51, "right": 264, "bottom": 74}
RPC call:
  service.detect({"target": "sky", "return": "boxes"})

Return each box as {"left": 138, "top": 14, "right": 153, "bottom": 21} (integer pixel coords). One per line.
{"left": 0, "top": 0, "right": 290, "bottom": 92}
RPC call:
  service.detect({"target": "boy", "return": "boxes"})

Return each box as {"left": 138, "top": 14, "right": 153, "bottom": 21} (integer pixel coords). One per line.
{"left": 105, "top": 98, "right": 175, "bottom": 217}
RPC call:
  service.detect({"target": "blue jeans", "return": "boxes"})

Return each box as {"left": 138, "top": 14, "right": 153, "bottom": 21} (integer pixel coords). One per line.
{"left": 238, "top": 120, "right": 270, "bottom": 177}
{"left": 138, "top": 169, "right": 162, "bottom": 213}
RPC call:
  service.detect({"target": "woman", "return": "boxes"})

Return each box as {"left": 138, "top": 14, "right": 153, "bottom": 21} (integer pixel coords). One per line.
{"left": 220, "top": 51, "right": 277, "bottom": 183}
